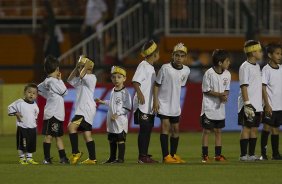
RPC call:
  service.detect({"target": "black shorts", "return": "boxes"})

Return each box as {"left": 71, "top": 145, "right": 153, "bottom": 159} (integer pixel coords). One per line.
{"left": 17, "top": 126, "right": 37, "bottom": 153}
{"left": 134, "top": 109, "right": 155, "bottom": 125}
{"left": 108, "top": 131, "right": 127, "bottom": 142}
{"left": 238, "top": 108, "right": 261, "bottom": 128}
{"left": 262, "top": 111, "right": 282, "bottom": 128}
{"left": 157, "top": 114, "right": 180, "bottom": 124}
{"left": 200, "top": 114, "right": 225, "bottom": 129}
{"left": 42, "top": 117, "right": 64, "bottom": 137}
{"left": 71, "top": 115, "right": 92, "bottom": 132}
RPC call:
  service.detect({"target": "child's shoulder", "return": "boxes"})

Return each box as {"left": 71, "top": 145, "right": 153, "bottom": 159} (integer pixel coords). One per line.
{"left": 13, "top": 98, "right": 24, "bottom": 105}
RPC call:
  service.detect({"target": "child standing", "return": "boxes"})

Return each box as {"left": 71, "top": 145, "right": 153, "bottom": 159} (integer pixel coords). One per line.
{"left": 132, "top": 40, "right": 159, "bottom": 163}
{"left": 260, "top": 43, "right": 282, "bottom": 160}
{"left": 67, "top": 56, "right": 97, "bottom": 164}
{"left": 200, "top": 49, "right": 231, "bottom": 163}
{"left": 8, "top": 83, "right": 39, "bottom": 165}
{"left": 38, "top": 55, "right": 69, "bottom": 164}
{"left": 153, "top": 43, "right": 190, "bottom": 164}
{"left": 96, "top": 66, "right": 132, "bottom": 163}
{"left": 238, "top": 40, "right": 263, "bottom": 161}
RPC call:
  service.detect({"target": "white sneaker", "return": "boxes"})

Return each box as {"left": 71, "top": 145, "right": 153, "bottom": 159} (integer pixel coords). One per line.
{"left": 239, "top": 155, "right": 249, "bottom": 161}
{"left": 248, "top": 155, "right": 260, "bottom": 161}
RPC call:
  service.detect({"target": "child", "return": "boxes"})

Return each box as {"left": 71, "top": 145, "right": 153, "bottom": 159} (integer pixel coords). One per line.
{"left": 8, "top": 83, "right": 39, "bottom": 165}
{"left": 153, "top": 43, "right": 190, "bottom": 164}
{"left": 38, "top": 55, "right": 69, "bottom": 164}
{"left": 96, "top": 66, "right": 132, "bottom": 163}
{"left": 260, "top": 43, "right": 282, "bottom": 160}
{"left": 238, "top": 40, "right": 263, "bottom": 161}
{"left": 200, "top": 49, "right": 231, "bottom": 163}
{"left": 132, "top": 40, "right": 159, "bottom": 163}
{"left": 67, "top": 55, "right": 97, "bottom": 164}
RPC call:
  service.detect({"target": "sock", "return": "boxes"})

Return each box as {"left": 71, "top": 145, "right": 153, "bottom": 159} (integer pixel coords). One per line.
{"left": 260, "top": 130, "right": 270, "bottom": 156}
{"left": 69, "top": 133, "right": 79, "bottom": 154}
{"left": 18, "top": 150, "right": 25, "bottom": 159}
{"left": 271, "top": 134, "right": 279, "bottom": 156}
{"left": 170, "top": 137, "right": 179, "bottom": 157}
{"left": 215, "top": 146, "right": 222, "bottom": 156}
{"left": 26, "top": 153, "right": 32, "bottom": 160}
{"left": 144, "top": 124, "right": 153, "bottom": 156}
{"left": 109, "top": 141, "right": 117, "bottom": 160}
{"left": 118, "top": 143, "right": 125, "bottom": 161}
{"left": 248, "top": 138, "right": 257, "bottom": 156}
{"left": 58, "top": 149, "right": 67, "bottom": 159}
{"left": 86, "top": 141, "right": 96, "bottom": 160}
{"left": 43, "top": 142, "right": 51, "bottom": 159}
{"left": 202, "top": 146, "right": 208, "bottom": 156}
{"left": 160, "top": 134, "right": 169, "bottom": 158}
{"left": 138, "top": 123, "right": 152, "bottom": 156}
{"left": 240, "top": 139, "right": 248, "bottom": 157}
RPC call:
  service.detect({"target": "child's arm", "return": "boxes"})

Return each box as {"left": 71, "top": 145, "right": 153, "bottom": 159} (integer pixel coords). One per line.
{"left": 67, "top": 64, "right": 80, "bottom": 82}
{"left": 95, "top": 98, "right": 109, "bottom": 106}
{"left": 37, "top": 82, "right": 48, "bottom": 99}
{"left": 132, "top": 82, "right": 145, "bottom": 105}
{"left": 204, "top": 91, "right": 228, "bottom": 103}
{"left": 8, "top": 101, "right": 23, "bottom": 122}
{"left": 262, "top": 85, "right": 272, "bottom": 117}
{"left": 153, "top": 82, "right": 160, "bottom": 113}
{"left": 241, "top": 85, "right": 255, "bottom": 118}
{"left": 79, "top": 60, "right": 93, "bottom": 79}
{"left": 49, "top": 78, "right": 68, "bottom": 96}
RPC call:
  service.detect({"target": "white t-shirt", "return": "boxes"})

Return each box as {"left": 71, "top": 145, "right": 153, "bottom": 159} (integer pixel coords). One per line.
{"left": 262, "top": 64, "right": 282, "bottom": 111}
{"left": 132, "top": 60, "right": 156, "bottom": 114}
{"left": 68, "top": 74, "right": 97, "bottom": 124}
{"left": 85, "top": 0, "right": 107, "bottom": 26}
{"left": 8, "top": 99, "right": 39, "bottom": 128}
{"left": 155, "top": 63, "right": 190, "bottom": 116}
{"left": 238, "top": 61, "right": 263, "bottom": 112}
{"left": 106, "top": 87, "right": 132, "bottom": 133}
{"left": 38, "top": 77, "right": 68, "bottom": 121}
{"left": 201, "top": 68, "right": 231, "bottom": 120}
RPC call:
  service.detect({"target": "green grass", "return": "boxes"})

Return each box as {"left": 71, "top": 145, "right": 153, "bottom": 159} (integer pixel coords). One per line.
{"left": 0, "top": 132, "right": 281, "bottom": 184}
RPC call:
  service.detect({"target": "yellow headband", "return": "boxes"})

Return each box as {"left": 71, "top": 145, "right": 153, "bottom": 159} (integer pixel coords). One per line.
{"left": 173, "top": 43, "right": 188, "bottom": 54}
{"left": 78, "top": 55, "right": 94, "bottom": 68}
{"left": 141, "top": 42, "right": 157, "bottom": 57}
{"left": 244, "top": 44, "right": 262, "bottom": 53}
{"left": 111, "top": 66, "right": 126, "bottom": 77}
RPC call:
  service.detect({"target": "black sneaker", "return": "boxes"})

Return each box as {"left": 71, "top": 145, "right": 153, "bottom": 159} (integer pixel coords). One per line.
{"left": 259, "top": 154, "right": 268, "bottom": 160}
{"left": 102, "top": 158, "right": 116, "bottom": 164}
{"left": 60, "top": 157, "right": 70, "bottom": 164}
{"left": 272, "top": 154, "right": 282, "bottom": 160}
{"left": 112, "top": 159, "right": 124, "bottom": 164}
{"left": 43, "top": 157, "right": 53, "bottom": 164}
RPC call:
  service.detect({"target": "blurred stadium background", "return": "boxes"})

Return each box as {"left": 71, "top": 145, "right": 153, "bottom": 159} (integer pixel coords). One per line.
{"left": 0, "top": 0, "right": 281, "bottom": 135}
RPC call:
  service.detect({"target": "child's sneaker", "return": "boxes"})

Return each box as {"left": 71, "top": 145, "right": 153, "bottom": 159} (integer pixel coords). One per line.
{"left": 239, "top": 155, "right": 249, "bottom": 161}
{"left": 43, "top": 157, "right": 53, "bottom": 164}
{"left": 69, "top": 152, "right": 83, "bottom": 164}
{"left": 272, "top": 154, "right": 282, "bottom": 160}
{"left": 163, "top": 155, "right": 181, "bottom": 164}
{"left": 138, "top": 155, "right": 159, "bottom": 164}
{"left": 26, "top": 158, "right": 39, "bottom": 165}
{"left": 259, "top": 154, "right": 268, "bottom": 161}
{"left": 102, "top": 158, "right": 116, "bottom": 164}
{"left": 80, "top": 158, "right": 97, "bottom": 164}
{"left": 248, "top": 155, "right": 260, "bottom": 161}
{"left": 60, "top": 157, "right": 70, "bottom": 164}
{"left": 112, "top": 159, "right": 124, "bottom": 164}
{"left": 214, "top": 155, "right": 227, "bottom": 162}
{"left": 19, "top": 158, "right": 28, "bottom": 165}
{"left": 202, "top": 155, "right": 211, "bottom": 163}
{"left": 172, "top": 154, "right": 186, "bottom": 163}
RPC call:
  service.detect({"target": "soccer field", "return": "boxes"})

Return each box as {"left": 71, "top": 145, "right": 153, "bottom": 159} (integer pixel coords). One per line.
{"left": 0, "top": 132, "right": 281, "bottom": 184}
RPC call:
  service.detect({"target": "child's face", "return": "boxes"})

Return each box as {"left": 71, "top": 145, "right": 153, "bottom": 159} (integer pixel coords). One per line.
{"left": 252, "top": 49, "right": 263, "bottom": 61}
{"left": 220, "top": 58, "right": 231, "bottom": 70}
{"left": 173, "top": 51, "right": 187, "bottom": 66}
{"left": 269, "top": 48, "right": 282, "bottom": 64}
{"left": 111, "top": 73, "right": 126, "bottom": 87}
{"left": 24, "top": 87, "right": 38, "bottom": 102}
{"left": 153, "top": 51, "right": 160, "bottom": 63}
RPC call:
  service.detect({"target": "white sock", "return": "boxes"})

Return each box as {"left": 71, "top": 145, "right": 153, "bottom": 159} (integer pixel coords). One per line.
{"left": 26, "top": 153, "right": 32, "bottom": 160}
{"left": 18, "top": 150, "right": 25, "bottom": 159}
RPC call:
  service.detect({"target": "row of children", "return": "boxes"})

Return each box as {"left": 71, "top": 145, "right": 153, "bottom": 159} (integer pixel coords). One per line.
{"left": 7, "top": 40, "right": 282, "bottom": 165}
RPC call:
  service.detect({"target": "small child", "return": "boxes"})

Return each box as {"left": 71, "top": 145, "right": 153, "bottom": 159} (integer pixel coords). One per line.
{"left": 260, "top": 43, "right": 282, "bottom": 160}
{"left": 8, "top": 83, "right": 39, "bottom": 165}
{"left": 200, "top": 49, "right": 231, "bottom": 163}
{"left": 238, "top": 40, "right": 263, "bottom": 161}
{"left": 96, "top": 66, "right": 132, "bottom": 163}
{"left": 67, "top": 55, "right": 97, "bottom": 164}
{"left": 38, "top": 55, "right": 69, "bottom": 164}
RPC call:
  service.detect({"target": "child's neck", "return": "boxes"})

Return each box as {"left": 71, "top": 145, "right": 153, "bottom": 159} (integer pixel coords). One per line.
{"left": 213, "top": 66, "right": 223, "bottom": 74}
{"left": 114, "top": 84, "right": 124, "bottom": 91}
{"left": 48, "top": 72, "right": 57, "bottom": 78}
{"left": 269, "top": 60, "right": 279, "bottom": 68}
{"left": 247, "top": 57, "right": 257, "bottom": 64}
{"left": 145, "top": 58, "right": 154, "bottom": 65}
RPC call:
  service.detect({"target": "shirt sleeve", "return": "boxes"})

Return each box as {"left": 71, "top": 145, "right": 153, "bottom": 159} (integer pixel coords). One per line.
{"left": 8, "top": 100, "right": 19, "bottom": 115}
{"left": 37, "top": 82, "right": 48, "bottom": 99}
{"left": 49, "top": 79, "right": 68, "bottom": 96}
{"left": 225, "top": 72, "right": 231, "bottom": 91}
{"left": 261, "top": 67, "right": 269, "bottom": 85}
{"left": 202, "top": 72, "right": 211, "bottom": 92}
{"left": 68, "top": 77, "right": 80, "bottom": 88}
{"left": 82, "top": 74, "right": 97, "bottom": 90}
{"left": 239, "top": 65, "right": 249, "bottom": 86}
{"left": 155, "top": 66, "right": 165, "bottom": 85}
{"left": 132, "top": 64, "right": 146, "bottom": 85}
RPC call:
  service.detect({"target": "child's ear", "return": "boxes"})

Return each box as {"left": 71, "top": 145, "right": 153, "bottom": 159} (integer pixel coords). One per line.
{"left": 268, "top": 53, "right": 272, "bottom": 59}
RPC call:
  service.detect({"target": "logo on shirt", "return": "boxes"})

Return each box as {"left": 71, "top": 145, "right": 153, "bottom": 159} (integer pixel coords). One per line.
{"left": 181, "top": 75, "right": 186, "bottom": 83}
{"left": 115, "top": 97, "right": 122, "bottom": 105}
{"left": 223, "top": 78, "right": 228, "bottom": 86}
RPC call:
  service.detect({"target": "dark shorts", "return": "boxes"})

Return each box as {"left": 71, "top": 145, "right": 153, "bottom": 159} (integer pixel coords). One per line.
{"left": 134, "top": 109, "right": 155, "bottom": 125}
{"left": 17, "top": 126, "right": 37, "bottom": 153}
{"left": 200, "top": 114, "right": 225, "bottom": 129}
{"left": 71, "top": 115, "right": 92, "bottom": 132}
{"left": 262, "top": 111, "right": 282, "bottom": 128}
{"left": 157, "top": 114, "right": 180, "bottom": 124}
{"left": 238, "top": 108, "right": 261, "bottom": 128}
{"left": 42, "top": 117, "right": 64, "bottom": 137}
{"left": 108, "top": 131, "right": 127, "bottom": 142}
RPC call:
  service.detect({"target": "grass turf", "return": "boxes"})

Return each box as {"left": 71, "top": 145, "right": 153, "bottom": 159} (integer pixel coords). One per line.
{"left": 0, "top": 132, "right": 281, "bottom": 184}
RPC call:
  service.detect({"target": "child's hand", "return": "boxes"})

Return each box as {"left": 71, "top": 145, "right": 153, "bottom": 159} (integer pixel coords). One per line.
{"left": 57, "top": 72, "right": 62, "bottom": 80}
{"left": 152, "top": 99, "right": 159, "bottom": 114}
{"left": 95, "top": 98, "right": 105, "bottom": 104}
{"left": 85, "top": 60, "right": 94, "bottom": 70}
{"left": 15, "top": 112, "right": 23, "bottom": 122}
{"left": 111, "top": 113, "right": 118, "bottom": 121}
{"left": 137, "top": 91, "right": 145, "bottom": 105}
{"left": 219, "top": 92, "right": 228, "bottom": 103}
{"left": 264, "top": 104, "right": 272, "bottom": 118}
